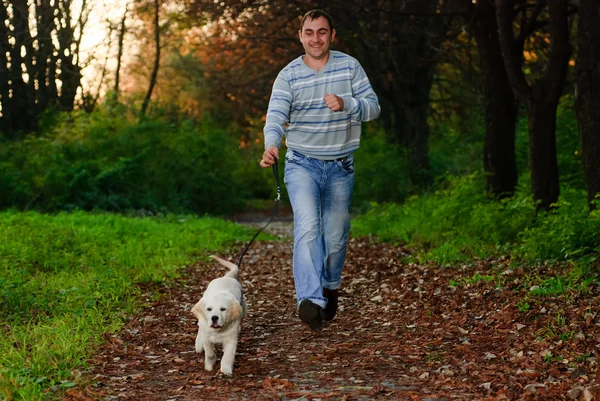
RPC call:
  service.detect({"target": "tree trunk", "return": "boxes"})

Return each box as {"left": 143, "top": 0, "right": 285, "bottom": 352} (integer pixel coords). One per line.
{"left": 9, "top": 0, "right": 36, "bottom": 133}
{"left": 0, "top": 1, "right": 11, "bottom": 136}
{"left": 496, "top": 0, "right": 571, "bottom": 210}
{"left": 140, "top": 0, "right": 160, "bottom": 119}
{"left": 529, "top": 87, "right": 560, "bottom": 209}
{"left": 400, "top": 75, "right": 433, "bottom": 186}
{"left": 575, "top": 0, "right": 600, "bottom": 209}
{"left": 114, "top": 6, "right": 128, "bottom": 99}
{"left": 471, "top": 0, "right": 518, "bottom": 197}
{"left": 35, "top": 0, "right": 58, "bottom": 112}
{"left": 57, "top": 0, "right": 86, "bottom": 111}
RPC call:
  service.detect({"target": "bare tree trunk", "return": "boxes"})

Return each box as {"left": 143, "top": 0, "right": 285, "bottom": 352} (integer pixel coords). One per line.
{"left": 496, "top": 0, "right": 572, "bottom": 210}
{"left": 35, "top": 0, "right": 58, "bottom": 112}
{"left": 0, "top": 1, "right": 11, "bottom": 135}
{"left": 114, "top": 6, "right": 128, "bottom": 99}
{"left": 575, "top": 0, "right": 600, "bottom": 209}
{"left": 57, "top": 0, "right": 88, "bottom": 111}
{"left": 140, "top": 0, "right": 160, "bottom": 119}
{"left": 9, "top": 0, "right": 36, "bottom": 133}
{"left": 466, "top": 0, "right": 519, "bottom": 197}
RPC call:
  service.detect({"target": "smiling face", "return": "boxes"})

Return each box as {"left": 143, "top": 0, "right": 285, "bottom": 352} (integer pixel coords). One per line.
{"left": 298, "top": 16, "right": 336, "bottom": 67}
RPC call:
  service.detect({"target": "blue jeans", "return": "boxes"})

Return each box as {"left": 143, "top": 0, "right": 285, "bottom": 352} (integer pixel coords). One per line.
{"left": 283, "top": 149, "right": 355, "bottom": 309}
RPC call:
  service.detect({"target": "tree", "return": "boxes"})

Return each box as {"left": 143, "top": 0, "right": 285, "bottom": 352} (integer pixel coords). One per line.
{"left": 114, "top": 6, "right": 129, "bottom": 99}
{"left": 496, "top": 0, "right": 573, "bottom": 210}
{"left": 0, "top": 0, "right": 89, "bottom": 136}
{"left": 575, "top": 0, "right": 600, "bottom": 209}
{"left": 459, "top": 0, "right": 519, "bottom": 198}
{"left": 140, "top": 0, "right": 161, "bottom": 119}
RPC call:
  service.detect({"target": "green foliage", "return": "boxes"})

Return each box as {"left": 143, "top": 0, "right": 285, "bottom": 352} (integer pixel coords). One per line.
{"left": 353, "top": 129, "right": 409, "bottom": 211}
{"left": 429, "top": 110, "right": 487, "bottom": 179}
{"left": 352, "top": 173, "right": 536, "bottom": 265}
{"left": 0, "top": 210, "right": 258, "bottom": 400}
{"left": 515, "top": 188, "right": 600, "bottom": 262}
{"left": 0, "top": 106, "right": 252, "bottom": 215}
{"left": 352, "top": 173, "right": 599, "bottom": 269}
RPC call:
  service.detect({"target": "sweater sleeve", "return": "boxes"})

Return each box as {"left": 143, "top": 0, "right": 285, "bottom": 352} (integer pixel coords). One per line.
{"left": 341, "top": 61, "right": 381, "bottom": 122}
{"left": 263, "top": 73, "right": 293, "bottom": 149}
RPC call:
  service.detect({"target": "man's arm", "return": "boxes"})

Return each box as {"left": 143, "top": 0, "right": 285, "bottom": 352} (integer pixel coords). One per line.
{"left": 263, "top": 74, "right": 292, "bottom": 150}
{"left": 261, "top": 74, "right": 292, "bottom": 167}
{"left": 338, "top": 62, "right": 381, "bottom": 122}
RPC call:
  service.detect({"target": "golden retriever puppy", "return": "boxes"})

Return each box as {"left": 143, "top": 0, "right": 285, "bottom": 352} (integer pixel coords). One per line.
{"left": 191, "top": 255, "right": 247, "bottom": 375}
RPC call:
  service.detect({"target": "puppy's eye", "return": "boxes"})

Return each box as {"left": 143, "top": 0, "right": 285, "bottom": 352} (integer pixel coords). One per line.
{"left": 220, "top": 307, "right": 226, "bottom": 311}
{"left": 207, "top": 307, "right": 212, "bottom": 311}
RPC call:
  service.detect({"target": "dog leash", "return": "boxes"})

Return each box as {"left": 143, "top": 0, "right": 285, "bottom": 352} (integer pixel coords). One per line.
{"left": 236, "top": 156, "right": 281, "bottom": 267}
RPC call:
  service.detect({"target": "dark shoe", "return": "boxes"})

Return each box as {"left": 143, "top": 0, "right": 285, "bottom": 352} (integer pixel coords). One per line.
{"left": 298, "top": 299, "right": 324, "bottom": 330}
{"left": 322, "top": 288, "right": 339, "bottom": 322}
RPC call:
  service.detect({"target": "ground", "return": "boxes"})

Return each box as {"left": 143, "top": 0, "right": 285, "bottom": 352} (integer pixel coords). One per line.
{"left": 63, "top": 217, "right": 600, "bottom": 401}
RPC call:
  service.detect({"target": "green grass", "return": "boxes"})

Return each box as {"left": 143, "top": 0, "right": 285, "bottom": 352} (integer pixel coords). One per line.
{"left": 0, "top": 210, "right": 262, "bottom": 400}
{"left": 350, "top": 172, "right": 600, "bottom": 305}
{"left": 351, "top": 173, "right": 600, "bottom": 267}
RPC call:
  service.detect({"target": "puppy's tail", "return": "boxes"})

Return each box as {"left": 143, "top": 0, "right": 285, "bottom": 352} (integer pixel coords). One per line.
{"left": 209, "top": 255, "right": 239, "bottom": 279}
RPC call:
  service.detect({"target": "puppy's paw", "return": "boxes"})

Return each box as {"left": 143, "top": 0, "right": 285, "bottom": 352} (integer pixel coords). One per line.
{"left": 204, "top": 361, "right": 215, "bottom": 371}
{"left": 220, "top": 365, "right": 233, "bottom": 376}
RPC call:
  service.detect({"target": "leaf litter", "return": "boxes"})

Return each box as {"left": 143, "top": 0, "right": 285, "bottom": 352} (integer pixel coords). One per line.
{"left": 63, "top": 221, "right": 600, "bottom": 401}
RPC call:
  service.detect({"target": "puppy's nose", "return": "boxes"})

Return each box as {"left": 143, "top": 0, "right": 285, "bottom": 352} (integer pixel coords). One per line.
{"left": 211, "top": 315, "right": 218, "bottom": 323}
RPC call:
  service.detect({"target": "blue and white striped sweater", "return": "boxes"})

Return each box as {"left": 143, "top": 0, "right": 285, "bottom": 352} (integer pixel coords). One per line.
{"left": 264, "top": 50, "right": 380, "bottom": 160}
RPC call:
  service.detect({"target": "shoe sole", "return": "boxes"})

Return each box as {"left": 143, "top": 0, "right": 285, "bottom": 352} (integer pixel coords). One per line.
{"left": 298, "top": 299, "right": 323, "bottom": 330}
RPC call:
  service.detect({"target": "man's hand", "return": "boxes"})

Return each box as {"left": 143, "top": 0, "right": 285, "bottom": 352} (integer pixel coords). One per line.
{"left": 324, "top": 94, "right": 344, "bottom": 111}
{"left": 260, "top": 146, "right": 279, "bottom": 168}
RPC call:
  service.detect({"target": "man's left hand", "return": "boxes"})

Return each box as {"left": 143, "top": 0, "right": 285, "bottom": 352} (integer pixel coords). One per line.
{"left": 324, "top": 94, "right": 344, "bottom": 111}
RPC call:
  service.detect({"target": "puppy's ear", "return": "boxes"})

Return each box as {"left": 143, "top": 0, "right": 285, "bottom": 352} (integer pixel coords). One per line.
{"left": 227, "top": 300, "right": 243, "bottom": 321}
{"left": 191, "top": 299, "right": 206, "bottom": 322}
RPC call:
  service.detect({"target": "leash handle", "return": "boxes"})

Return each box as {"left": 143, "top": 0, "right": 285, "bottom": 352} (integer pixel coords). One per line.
{"left": 237, "top": 156, "right": 280, "bottom": 267}
{"left": 272, "top": 156, "right": 281, "bottom": 205}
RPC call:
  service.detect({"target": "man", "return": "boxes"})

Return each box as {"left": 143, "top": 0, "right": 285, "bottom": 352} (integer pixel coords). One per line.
{"left": 260, "top": 9, "right": 380, "bottom": 330}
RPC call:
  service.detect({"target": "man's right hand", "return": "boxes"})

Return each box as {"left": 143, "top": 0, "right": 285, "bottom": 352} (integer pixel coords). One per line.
{"left": 260, "top": 146, "right": 279, "bottom": 168}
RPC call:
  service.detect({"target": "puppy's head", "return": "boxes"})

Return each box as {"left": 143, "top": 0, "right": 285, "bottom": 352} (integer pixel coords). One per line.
{"left": 191, "top": 297, "right": 243, "bottom": 329}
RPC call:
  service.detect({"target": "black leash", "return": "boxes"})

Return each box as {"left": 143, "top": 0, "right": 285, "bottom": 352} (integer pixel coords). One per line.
{"left": 236, "top": 156, "right": 281, "bottom": 267}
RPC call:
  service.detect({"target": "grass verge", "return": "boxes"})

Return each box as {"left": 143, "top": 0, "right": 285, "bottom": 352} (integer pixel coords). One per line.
{"left": 0, "top": 210, "right": 262, "bottom": 400}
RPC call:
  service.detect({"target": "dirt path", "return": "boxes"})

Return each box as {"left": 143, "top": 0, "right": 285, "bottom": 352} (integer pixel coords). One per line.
{"left": 64, "top": 221, "right": 600, "bottom": 401}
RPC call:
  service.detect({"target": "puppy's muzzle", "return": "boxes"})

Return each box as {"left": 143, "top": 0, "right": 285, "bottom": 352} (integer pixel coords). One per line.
{"left": 211, "top": 315, "right": 220, "bottom": 328}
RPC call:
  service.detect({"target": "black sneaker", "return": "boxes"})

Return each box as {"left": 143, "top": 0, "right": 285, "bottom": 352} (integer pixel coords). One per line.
{"left": 298, "top": 299, "right": 324, "bottom": 330}
{"left": 322, "top": 288, "right": 339, "bottom": 322}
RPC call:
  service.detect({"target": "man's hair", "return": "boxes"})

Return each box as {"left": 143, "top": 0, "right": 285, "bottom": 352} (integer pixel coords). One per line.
{"left": 300, "top": 9, "right": 334, "bottom": 31}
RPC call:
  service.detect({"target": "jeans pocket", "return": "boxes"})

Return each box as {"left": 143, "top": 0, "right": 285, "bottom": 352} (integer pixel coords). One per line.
{"left": 338, "top": 156, "right": 355, "bottom": 174}
{"left": 286, "top": 149, "right": 305, "bottom": 164}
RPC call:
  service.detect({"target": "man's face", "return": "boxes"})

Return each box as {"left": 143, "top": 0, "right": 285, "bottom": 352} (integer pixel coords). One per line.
{"left": 298, "top": 16, "right": 336, "bottom": 61}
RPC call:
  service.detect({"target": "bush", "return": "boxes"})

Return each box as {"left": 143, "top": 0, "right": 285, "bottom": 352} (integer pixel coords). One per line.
{"left": 0, "top": 109, "right": 251, "bottom": 215}
{"left": 352, "top": 172, "right": 599, "bottom": 268}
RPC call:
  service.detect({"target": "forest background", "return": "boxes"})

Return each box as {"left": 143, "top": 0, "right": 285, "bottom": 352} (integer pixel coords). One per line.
{"left": 1, "top": 0, "right": 600, "bottom": 398}
{"left": 2, "top": 0, "right": 599, "bottom": 264}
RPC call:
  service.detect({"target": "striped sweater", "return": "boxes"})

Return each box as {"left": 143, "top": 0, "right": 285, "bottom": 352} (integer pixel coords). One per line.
{"left": 263, "top": 50, "right": 381, "bottom": 160}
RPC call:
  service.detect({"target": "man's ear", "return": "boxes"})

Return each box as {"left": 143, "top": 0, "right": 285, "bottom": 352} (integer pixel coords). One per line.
{"left": 191, "top": 299, "right": 206, "bottom": 322}
{"left": 298, "top": 29, "right": 302, "bottom": 42}
{"left": 331, "top": 28, "right": 336, "bottom": 42}
{"left": 227, "top": 300, "right": 243, "bottom": 321}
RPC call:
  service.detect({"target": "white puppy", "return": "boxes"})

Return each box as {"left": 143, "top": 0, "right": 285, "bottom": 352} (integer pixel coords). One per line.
{"left": 191, "top": 255, "right": 247, "bottom": 375}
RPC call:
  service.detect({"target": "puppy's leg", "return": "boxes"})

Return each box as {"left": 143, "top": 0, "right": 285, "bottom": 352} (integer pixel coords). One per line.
{"left": 204, "top": 341, "right": 217, "bottom": 371}
{"left": 220, "top": 336, "right": 238, "bottom": 375}
{"left": 194, "top": 329, "right": 205, "bottom": 354}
